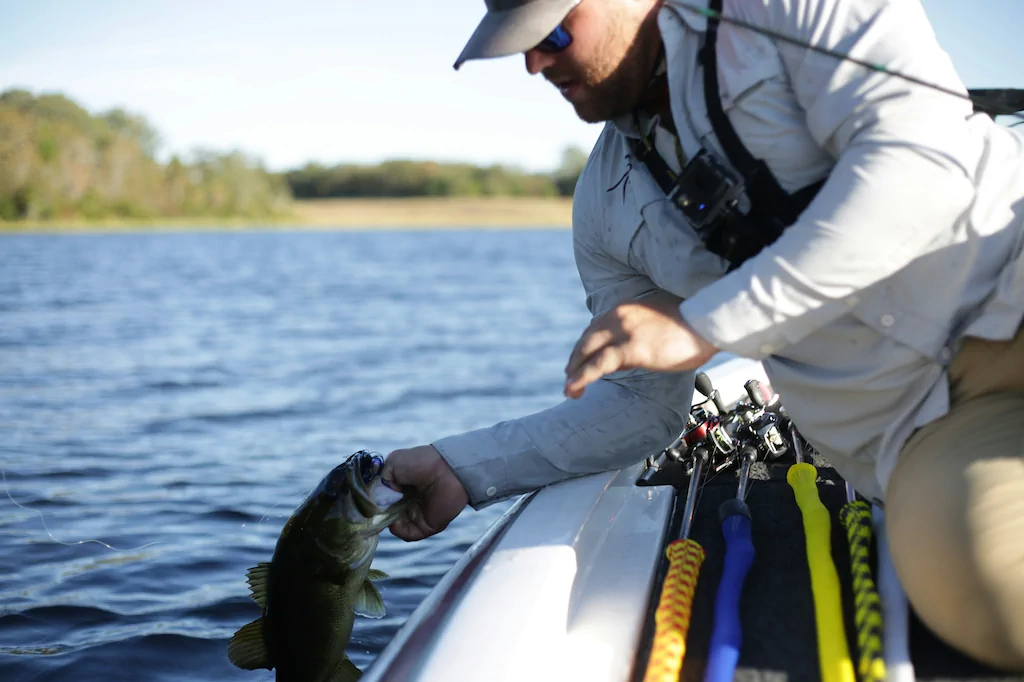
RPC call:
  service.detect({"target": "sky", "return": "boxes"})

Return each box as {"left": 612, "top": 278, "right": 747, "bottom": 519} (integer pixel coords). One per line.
{"left": 1, "top": 0, "right": 1021, "bottom": 173}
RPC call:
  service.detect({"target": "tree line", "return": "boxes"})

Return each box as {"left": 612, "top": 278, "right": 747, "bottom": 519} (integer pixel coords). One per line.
{"left": 0, "top": 89, "right": 588, "bottom": 222}
{"left": 285, "top": 147, "right": 589, "bottom": 200}
{"left": 0, "top": 89, "right": 293, "bottom": 221}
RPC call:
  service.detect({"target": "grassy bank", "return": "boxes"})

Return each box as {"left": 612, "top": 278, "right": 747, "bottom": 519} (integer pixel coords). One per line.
{"left": 0, "top": 197, "right": 574, "bottom": 232}
{"left": 291, "top": 197, "right": 572, "bottom": 228}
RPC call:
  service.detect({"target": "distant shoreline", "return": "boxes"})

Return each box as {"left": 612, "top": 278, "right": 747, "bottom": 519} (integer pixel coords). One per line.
{"left": 0, "top": 197, "right": 574, "bottom": 232}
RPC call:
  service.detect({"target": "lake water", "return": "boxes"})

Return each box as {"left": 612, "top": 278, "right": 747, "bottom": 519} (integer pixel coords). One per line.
{"left": 0, "top": 229, "right": 594, "bottom": 681}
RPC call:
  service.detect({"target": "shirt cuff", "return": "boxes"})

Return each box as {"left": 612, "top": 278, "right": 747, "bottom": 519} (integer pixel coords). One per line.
{"left": 431, "top": 427, "right": 515, "bottom": 510}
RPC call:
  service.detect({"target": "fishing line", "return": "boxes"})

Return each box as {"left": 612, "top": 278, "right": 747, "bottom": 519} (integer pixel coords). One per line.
{"left": 1, "top": 468, "right": 161, "bottom": 553}
{"left": 693, "top": 456, "right": 719, "bottom": 516}
{"left": 741, "top": 465, "right": 756, "bottom": 502}
{"left": 256, "top": 504, "right": 286, "bottom": 525}
{"left": 676, "top": 1, "right": 1024, "bottom": 124}
{"left": 252, "top": 485, "right": 311, "bottom": 529}
{"left": 255, "top": 474, "right": 329, "bottom": 526}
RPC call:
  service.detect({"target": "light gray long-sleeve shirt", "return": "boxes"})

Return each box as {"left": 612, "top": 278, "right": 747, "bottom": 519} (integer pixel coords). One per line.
{"left": 434, "top": 0, "right": 1024, "bottom": 507}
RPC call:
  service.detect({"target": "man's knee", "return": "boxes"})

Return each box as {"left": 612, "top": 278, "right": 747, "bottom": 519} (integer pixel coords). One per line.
{"left": 886, "top": 392, "right": 1024, "bottom": 671}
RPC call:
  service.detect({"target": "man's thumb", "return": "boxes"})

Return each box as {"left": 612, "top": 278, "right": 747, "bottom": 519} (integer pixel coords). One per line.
{"left": 380, "top": 451, "right": 402, "bottom": 488}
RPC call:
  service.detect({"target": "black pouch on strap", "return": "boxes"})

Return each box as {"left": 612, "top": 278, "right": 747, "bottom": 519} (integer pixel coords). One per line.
{"left": 629, "top": 0, "right": 826, "bottom": 271}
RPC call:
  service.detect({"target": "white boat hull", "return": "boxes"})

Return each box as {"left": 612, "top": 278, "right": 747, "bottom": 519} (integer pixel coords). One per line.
{"left": 364, "top": 357, "right": 768, "bottom": 682}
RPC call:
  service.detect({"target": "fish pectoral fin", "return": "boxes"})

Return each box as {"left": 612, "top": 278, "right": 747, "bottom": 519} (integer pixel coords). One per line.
{"left": 228, "top": 617, "right": 272, "bottom": 670}
{"left": 366, "top": 568, "right": 389, "bottom": 581}
{"left": 353, "top": 579, "right": 386, "bottom": 619}
{"left": 328, "top": 656, "right": 363, "bottom": 682}
{"left": 246, "top": 562, "right": 271, "bottom": 607}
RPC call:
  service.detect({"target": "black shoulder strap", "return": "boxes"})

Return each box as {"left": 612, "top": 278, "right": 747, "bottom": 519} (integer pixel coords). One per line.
{"left": 702, "top": 0, "right": 823, "bottom": 225}
{"left": 629, "top": 127, "right": 681, "bottom": 193}
{"left": 624, "top": 0, "right": 827, "bottom": 270}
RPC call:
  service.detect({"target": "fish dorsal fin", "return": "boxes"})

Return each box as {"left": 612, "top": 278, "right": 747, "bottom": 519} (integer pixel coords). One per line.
{"left": 366, "top": 568, "right": 389, "bottom": 581}
{"left": 246, "top": 562, "right": 271, "bottom": 607}
{"left": 353, "top": 579, "right": 386, "bottom": 619}
{"left": 228, "top": 617, "right": 272, "bottom": 670}
{"left": 329, "top": 656, "right": 363, "bottom": 682}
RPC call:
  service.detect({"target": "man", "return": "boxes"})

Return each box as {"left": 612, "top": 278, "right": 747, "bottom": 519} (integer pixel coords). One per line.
{"left": 383, "top": 0, "right": 1024, "bottom": 670}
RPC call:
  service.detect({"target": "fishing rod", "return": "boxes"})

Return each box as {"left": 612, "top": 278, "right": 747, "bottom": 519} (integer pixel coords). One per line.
{"left": 675, "top": 1, "right": 1024, "bottom": 123}
{"left": 703, "top": 378, "right": 788, "bottom": 682}
{"left": 788, "top": 426, "right": 856, "bottom": 682}
{"left": 642, "top": 370, "right": 748, "bottom": 682}
{"left": 643, "top": 411, "right": 712, "bottom": 682}
{"left": 704, "top": 441, "right": 755, "bottom": 682}
{"left": 873, "top": 505, "right": 917, "bottom": 682}
{"left": 839, "top": 483, "right": 886, "bottom": 682}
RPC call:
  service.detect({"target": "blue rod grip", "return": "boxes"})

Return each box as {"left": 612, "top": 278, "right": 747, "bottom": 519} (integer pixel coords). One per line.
{"left": 704, "top": 498, "right": 755, "bottom": 682}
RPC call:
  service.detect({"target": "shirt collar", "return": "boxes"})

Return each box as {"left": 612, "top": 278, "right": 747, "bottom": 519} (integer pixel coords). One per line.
{"left": 608, "top": 0, "right": 710, "bottom": 138}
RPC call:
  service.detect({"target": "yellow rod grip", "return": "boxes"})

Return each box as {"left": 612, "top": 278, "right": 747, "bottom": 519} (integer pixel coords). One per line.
{"left": 787, "top": 462, "right": 856, "bottom": 682}
{"left": 643, "top": 537, "right": 706, "bottom": 682}
{"left": 841, "top": 500, "right": 887, "bottom": 682}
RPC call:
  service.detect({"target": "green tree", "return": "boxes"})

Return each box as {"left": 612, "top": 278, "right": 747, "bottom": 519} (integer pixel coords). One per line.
{"left": 553, "top": 145, "right": 590, "bottom": 196}
{"left": 0, "top": 88, "right": 292, "bottom": 221}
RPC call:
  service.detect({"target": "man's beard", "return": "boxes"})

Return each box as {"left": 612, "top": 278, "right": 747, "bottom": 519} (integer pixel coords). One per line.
{"left": 568, "top": 34, "right": 660, "bottom": 123}
{"left": 573, "top": 64, "right": 651, "bottom": 123}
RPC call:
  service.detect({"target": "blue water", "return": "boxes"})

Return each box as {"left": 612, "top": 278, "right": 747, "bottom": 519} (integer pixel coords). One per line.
{"left": 0, "top": 229, "right": 593, "bottom": 682}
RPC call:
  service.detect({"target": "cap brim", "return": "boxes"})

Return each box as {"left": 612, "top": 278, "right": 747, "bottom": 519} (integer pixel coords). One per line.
{"left": 453, "top": 0, "right": 580, "bottom": 70}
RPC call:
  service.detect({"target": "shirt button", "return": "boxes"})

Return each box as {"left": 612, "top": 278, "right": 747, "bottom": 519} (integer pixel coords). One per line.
{"left": 485, "top": 486, "right": 497, "bottom": 497}
{"left": 939, "top": 347, "right": 952, "bottom": 363}
{"left": 760, "top": 344, "right": 774, "bottom": 355}
{"left": 847, "top": 295, "right": 859, "bottom": 307}
{"left": 880, "top": 314, "right": 895, "bottom": 327}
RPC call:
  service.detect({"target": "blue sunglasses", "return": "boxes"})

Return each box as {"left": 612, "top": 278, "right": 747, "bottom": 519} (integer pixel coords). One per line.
{"left": 535, "top": 25, "right": 573, "bottom": 53}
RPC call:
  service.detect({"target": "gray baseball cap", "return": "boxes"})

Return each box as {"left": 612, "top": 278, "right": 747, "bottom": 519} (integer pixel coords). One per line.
{"left": 453, "top": 0, "right": 581, "bottom": 70}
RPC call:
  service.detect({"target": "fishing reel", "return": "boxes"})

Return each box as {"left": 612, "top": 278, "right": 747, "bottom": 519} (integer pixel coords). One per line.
{"left": 638, "top": 371, "right": 745, "bottom": 487}
{"left": 698, "top": 377, "right": 788, "bottom": 477}
{"left": 637, "top": 371, "right": 791, "bottom": 489}
{"left": 728, "top": 379, "right": 789, "bottom": 462}
{"left": 640, "top": 415, "right": 715, "bottom": 484}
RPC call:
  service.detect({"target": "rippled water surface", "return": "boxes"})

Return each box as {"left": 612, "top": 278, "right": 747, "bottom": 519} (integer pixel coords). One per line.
{"left": 0, "top": 229, "right": 592, "bottom": 681}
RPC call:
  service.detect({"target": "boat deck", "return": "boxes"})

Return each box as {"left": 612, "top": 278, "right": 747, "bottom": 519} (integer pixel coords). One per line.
{"left": 634, "top": 453, "right": 1024, "bottom": 682}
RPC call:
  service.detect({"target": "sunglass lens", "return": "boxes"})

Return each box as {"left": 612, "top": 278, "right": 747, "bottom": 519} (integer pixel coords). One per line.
{"left": 537, "top": 25, "right": 572, "bottom": 53}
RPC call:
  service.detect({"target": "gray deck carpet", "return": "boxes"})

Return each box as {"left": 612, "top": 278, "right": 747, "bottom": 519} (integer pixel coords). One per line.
{"left": 633, "top": 452, "right": 1024, "bottom": 682}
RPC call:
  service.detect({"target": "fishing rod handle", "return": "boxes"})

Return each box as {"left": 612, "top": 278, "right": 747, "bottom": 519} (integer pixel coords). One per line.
{"left": 694, "top": 372, "right": 727, "bottom": 414}
{"left": 872, "top": 505, "right": 917, "bottom": 682}
{"left": 704, "top": 499, "right": 755, "bottom": 682}
{"left": 840, "top": 500, "right": 886, "bottom": 682}
{"left": 787, "top": 463, "right": 857, "bottom": 682}
{"left": 643, "top": 538, "right": 706, "bottom": 682}
{"left": 744, "top": 379, "right": 767, "bottom": 408}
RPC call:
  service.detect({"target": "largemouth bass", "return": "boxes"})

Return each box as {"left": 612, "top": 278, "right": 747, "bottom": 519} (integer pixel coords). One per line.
{"left": 228, "top": 450, "right": 409, "bottom": 681}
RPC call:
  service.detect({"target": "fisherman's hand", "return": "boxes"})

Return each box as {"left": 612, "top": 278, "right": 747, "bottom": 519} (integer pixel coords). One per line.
{"left": 382, "top": 445, "right": 469, "bottom": 542}
{"left": 564, "top": 294, "right": 718, "bottom": 399}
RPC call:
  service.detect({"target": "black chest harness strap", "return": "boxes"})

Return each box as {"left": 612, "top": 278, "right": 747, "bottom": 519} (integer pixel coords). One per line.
{"left": 628, "top": 0, "right": 826, "bottom": 270}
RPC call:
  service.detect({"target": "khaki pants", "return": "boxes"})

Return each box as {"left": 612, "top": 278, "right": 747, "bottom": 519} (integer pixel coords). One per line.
{"left": 887, "top": 328, "right": 1024, "bottom": 670}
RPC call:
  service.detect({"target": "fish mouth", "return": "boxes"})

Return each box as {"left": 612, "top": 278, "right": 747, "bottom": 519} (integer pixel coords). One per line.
{"left": 351, "top": 485, "right": 410, "bottom": 536}
{"left": 358, "top": 498, "right": 411, "bottom": 537}
{"left": 344, "top": 451, "right": 409, "bottom": 530}
{"left": 310, "top": 450, "right": 409, "bottom": 537}
{"left": 348, "top": 465, "right": 381, "bottom": 519}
